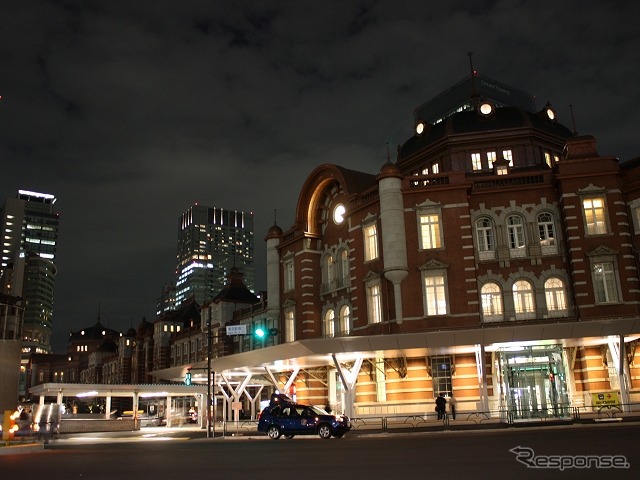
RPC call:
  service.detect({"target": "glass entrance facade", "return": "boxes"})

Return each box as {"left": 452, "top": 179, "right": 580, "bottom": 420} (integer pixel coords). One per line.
{"left": 496, "top": 344, "right": 570, "bottom": 419}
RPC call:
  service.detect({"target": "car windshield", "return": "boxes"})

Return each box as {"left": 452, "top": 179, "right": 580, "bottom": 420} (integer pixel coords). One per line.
{"left": 309, "top": 405, "right": 329, "bottom": 415}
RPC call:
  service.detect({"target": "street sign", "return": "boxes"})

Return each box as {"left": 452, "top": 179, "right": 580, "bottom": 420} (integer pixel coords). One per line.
{"left": 592, "top": 392, "right": 619, "bottom": 407}
{"left": 226, "top": 325, "right": 247, "bottom": 335}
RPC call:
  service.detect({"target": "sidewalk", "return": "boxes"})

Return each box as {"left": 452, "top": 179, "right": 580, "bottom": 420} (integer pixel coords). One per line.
{"left": 3, "top": 415, "right": 639, "bottom": 454}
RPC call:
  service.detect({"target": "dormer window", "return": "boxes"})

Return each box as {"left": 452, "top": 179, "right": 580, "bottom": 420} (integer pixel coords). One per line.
{"left": 487, "top": 151, "right": 497, "bottom": 169}
{"left": 503, "top": 149, "right": 513, "bottom": 166}
{"left": 472, "top": 153, "right": 482, "bottom": 170}
{"left": 493, "top": 157, "right": 510, "bottom": 176}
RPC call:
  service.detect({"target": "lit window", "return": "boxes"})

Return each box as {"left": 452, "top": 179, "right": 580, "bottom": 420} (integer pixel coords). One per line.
{"left": 285, "top": 309, "right": 295, "bottom": 342}
{"left": 593, "top": 262, "right": 618, "bottom": 303}
{"left": 476, "top": 218, "right": 494, "bottom": 254}
{"left": 322, "top": 254, "right": 335, "bottom": 291}
{"left": 424, "top": 274, "right": 447, "bottom": 316}
{"left": 481, "top": 282, "right": 503, "bottom": 322}
{"left": 496, "top": 165, "right": 508, "bottom": 176}
{"left": 419, "top": 213, "right": 442, "bottom": 250}
{"left": 324, "top": 309, "right": 335, "bottom": 337}
{"left": 339, "top": 305, "right": 351, "bottom": 336}
{"left": 503, "top": 149, "right": 513, "bottom": 166}
{"left": 507, "top": 215, "right": 526, "bottom": 255}
{"left": 431, "top": 356, "right": 452, "bottom": 397}
{"left": 472, "top": 153, "right": 482, "bottom": 170}
{"left": 432, "top": 163, "right": 439, "bottom": 174}
{"left": 366, "top": 283, "right": 382, "bottom": 323}
{"left": 545, "top": 278, "right": 567, "bottom": 315}
{"left": 538, "top": 212, "right": 557, "bottom": 254}
{"left": 487, "top": 151, "right": 497, "bottom": 169}
{"left": 363, "top": 223, "right": 379, "bottom": 261}
{"left": 513, "top": 280, "right": 535, "bottom": 319}
{"left": 583, "top": 197, "right": 607, "bottom": 235}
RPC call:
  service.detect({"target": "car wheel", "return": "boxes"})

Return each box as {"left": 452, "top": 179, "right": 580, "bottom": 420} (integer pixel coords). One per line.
{"left": 267, "top": 425, "right": 281, "bottom": 440}
{"left": 318, "top": 424, "right": 332, "bottom": 439}
{"left": 284, "top": 434, "right": 295, "bottom": 439}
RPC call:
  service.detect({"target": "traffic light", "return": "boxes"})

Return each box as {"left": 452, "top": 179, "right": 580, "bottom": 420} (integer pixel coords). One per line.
{"left": 254, "top": 327, "right": 279, "bottom": 339}
{"left": 185, "top": 370, "right": 192, "bottom": 386}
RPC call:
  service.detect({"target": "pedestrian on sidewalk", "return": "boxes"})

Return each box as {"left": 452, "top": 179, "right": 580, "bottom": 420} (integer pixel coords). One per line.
{"left": 435, "top": 393, "right": 447, "bottom": 420}
{"left": 449, "top": 393, "right": 457, "bottom": 420}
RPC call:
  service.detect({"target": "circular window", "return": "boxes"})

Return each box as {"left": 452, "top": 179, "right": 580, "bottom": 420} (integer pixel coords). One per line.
{"left": 333, "top": 204, "right": 346, "bottom": 224}
{"left": 546, "top": 107, "right": 555, "bottom": 120}
{"left": 480, "top": 103, "right": 493, "bottom": 115}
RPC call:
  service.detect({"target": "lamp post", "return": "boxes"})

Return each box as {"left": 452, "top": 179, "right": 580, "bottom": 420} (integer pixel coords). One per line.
{"left": 207, "top": 315, "right": 213, "bottom": 438}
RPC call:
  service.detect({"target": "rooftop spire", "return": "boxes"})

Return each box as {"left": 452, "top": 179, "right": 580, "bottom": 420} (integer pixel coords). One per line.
{"left": 468, "top": 52, "right": 480, "bottom": 107}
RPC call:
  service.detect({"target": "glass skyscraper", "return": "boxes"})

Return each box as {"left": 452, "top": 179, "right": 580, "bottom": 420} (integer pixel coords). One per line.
{"left": 0, "top": 190, "right": 60, "bottom": 354}
{"left": 174, "top": 204, "right": 254, "bottom": 307}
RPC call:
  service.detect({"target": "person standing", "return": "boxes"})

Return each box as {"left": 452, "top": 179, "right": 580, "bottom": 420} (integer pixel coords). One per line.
{"left": 435, "top": 393, "right": 447, "bottom": 420}
{"left": 449, "top": 393, "right": 457, "bottom": 420}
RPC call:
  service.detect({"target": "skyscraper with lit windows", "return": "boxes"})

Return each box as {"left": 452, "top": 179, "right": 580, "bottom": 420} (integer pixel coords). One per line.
{"left": 0, "top": 189, "right": 60, "bottom": 354}
{"left": 174, "top": 204, "right": 254, "bottom": 307}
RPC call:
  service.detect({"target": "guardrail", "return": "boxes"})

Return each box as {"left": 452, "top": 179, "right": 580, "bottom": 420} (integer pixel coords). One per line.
{"left": 220, "top": 402, "right": 640, "bottom": 436}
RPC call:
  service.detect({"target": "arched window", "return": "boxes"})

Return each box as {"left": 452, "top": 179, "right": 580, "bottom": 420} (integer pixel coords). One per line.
{"left": 507, "top": 215, "right": 526, "bottom": 258}
{"left": 324, "top": 309, "right": 335, "bottom": 337}
{"left": 322, "top": 254, "right": 335, "bottom": 293}
{"left": 513, "top": 280, "right": 535, "bottom": 319}
{"left": 538, "top": 212, "right": 557, "bottom": 254}
{"left": 284, "top": 309, "right": 295, "bottom": 342}
{"left": 338, "top": 249, "right": 350, "bottom": 289}
{"left": 476, "top": 218, "right": 495, "bottom": 260}
{"left": 481, "top": 282, "right": 503, "bottom": 322}
{"left": 544, "top": 277, "right": 567, "bottom": 317}
{"left": 339, "top": 305, "right": 351, "bottom": 336}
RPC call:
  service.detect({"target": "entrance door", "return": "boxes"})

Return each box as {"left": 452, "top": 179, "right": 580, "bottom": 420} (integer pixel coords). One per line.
{"left": 507, "top": 366, "right": 549, "bottom": 418}
{"left": 497, "top": 345, "right": 568, "bottom": 420}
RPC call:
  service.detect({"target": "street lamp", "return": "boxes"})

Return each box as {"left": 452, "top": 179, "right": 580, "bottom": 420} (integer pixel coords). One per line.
{"left": 207, "top": 314, "right": 214, "bottom": 438}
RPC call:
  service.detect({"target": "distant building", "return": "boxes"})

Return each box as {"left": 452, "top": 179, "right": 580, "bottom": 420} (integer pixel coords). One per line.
{"left": 173, "top": 204, "right": 255, "bottom": 307}
{"left": 0, "top": 190, "right": 60, "bottom": 354}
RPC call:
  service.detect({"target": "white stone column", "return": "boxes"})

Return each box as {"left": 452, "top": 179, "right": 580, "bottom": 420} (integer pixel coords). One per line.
{"left": 378, "top": 165, "right": 408, "bottom": 324}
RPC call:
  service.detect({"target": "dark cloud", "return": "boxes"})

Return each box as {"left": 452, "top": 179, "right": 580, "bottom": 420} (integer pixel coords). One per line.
{"left": 1, "top": 0, "right": 638, "bottom": 351}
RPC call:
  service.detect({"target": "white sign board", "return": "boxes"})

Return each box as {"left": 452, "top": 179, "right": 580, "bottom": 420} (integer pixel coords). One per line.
{"left": 226, "top": 324, "right": 247, "bottom": 336}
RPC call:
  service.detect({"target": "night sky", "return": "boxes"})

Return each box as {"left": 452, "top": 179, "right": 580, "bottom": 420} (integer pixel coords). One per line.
{"left": 1, "top": 1, "right": 638, "bottom": 352}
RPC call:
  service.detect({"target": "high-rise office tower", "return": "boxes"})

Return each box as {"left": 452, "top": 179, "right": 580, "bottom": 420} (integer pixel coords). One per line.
{"left": 0, "top": 190, "right": 60, "bottom": 354}
{"left": 174, "top": 205, "right": 254, "bottom": 307}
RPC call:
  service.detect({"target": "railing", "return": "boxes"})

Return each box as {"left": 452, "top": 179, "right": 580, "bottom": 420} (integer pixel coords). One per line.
{"left": 224, "top": 402, "right": 640, "bottom": 436}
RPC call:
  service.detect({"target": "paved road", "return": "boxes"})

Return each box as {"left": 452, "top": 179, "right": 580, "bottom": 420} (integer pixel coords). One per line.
{"left": 1, "top": 423, "right": 638, "bottom": 479}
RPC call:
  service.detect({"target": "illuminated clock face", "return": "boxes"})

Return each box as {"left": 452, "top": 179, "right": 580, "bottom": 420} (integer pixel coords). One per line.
{"left": 480, "top": 103, "right": 493, "bottom": 115}
{"left": 333, "top": 204, "right": 346, "bottom": 224}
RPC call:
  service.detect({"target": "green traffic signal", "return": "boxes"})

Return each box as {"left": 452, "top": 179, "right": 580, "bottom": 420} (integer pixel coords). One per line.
{"left": 254, "top": 327, "right": 279, "bottom": 339}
